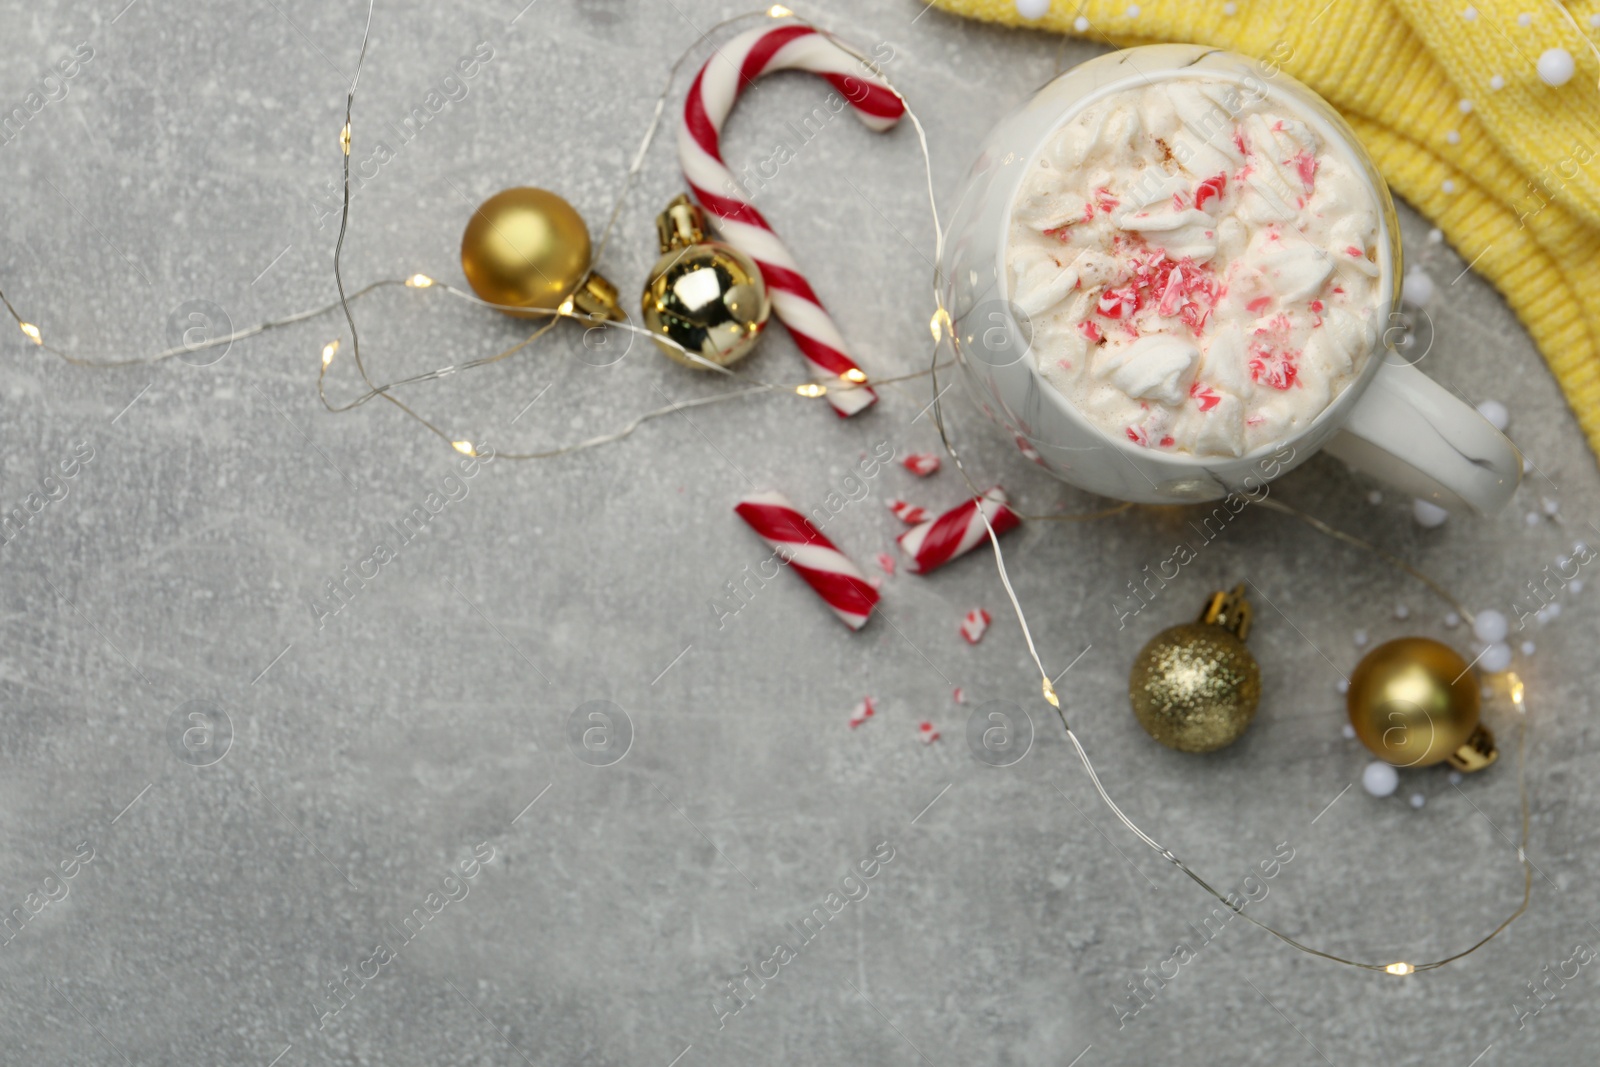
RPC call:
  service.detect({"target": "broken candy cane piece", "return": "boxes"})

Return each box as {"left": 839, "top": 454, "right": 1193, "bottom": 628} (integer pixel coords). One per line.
{"left": 897, "top": 487, "right": 1021, "bottom": 575}
{"left": 960, "top": 608, "right": 992, "bottom": 645}
{"left": 849, "top": 697, "right": 875, "bottom": 728}
{"left": 1194, "top": 173, "right": 1227, "bottom": 211}
{"left": 918, "top": 720, "right": 941, "bottom": 743}
{"left": 735, "top": 490, "right": 879, "bottom": 630}
{"left": 903, "top": 453, "right": 941, "bottom": 477}
{"left": 875, "top": 552, "right": 897, "bottom": 576}
{"left": 887, "top": 498, "right": 930, "bottom": 525}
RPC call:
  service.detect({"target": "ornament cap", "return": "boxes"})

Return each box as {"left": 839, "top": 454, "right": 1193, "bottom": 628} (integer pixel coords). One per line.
{"left": 657, "top": 194, "right": 710, "bottom": 253}
{"left": 1198, "top": 583, "right": 1252, "bottom": 641}
{"left": 1447, "top": 722, "right": 1498, "bottom": 772}
{"left": 570, "top": 272, "right": 624, "bottom": 324}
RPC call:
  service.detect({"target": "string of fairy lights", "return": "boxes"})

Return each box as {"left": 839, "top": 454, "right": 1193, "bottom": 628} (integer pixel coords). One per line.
{"left": 2, "top": 1, "right": 1549, "bottom": 977}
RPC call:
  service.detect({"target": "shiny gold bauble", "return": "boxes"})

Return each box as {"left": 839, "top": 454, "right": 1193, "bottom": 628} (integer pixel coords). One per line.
{"left": 1129, "top": 586, "right": 1261, "bottom": 753}
{"left": 642, "top": 195, "right": 769, "bottom": 368}
{"left": 460, "top": 187, "right": 598, "bottom": 318}
{"left": 1347, "top": 637, "right": 1496, "bottom": 770}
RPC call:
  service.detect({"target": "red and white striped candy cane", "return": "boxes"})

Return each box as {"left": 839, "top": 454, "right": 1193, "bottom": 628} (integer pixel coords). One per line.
{"left": 735, "top": 490, "right": 880, "bottom": 630}
{"left": 680, "top": 23, "right": 904, "bottom": 417}
{"left": 898, "top": 487, "right": 1021, "bottom": 575}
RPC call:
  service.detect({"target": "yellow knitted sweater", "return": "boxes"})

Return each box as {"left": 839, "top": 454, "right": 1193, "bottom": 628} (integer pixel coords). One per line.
{"left": 930, "top": 0, "right": 1600, "bottom": 460}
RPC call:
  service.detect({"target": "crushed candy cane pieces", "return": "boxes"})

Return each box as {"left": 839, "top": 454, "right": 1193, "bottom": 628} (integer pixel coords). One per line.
{"left": 960, "top": 608, "right": 992, "bottom": 645}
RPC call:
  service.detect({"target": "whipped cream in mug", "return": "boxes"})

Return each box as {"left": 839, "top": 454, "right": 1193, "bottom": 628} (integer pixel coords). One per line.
{"left": 1007, "top": 77, "right": 1383, "bottom": 457}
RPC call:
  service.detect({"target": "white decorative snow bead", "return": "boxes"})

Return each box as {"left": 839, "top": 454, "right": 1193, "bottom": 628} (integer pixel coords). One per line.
{"left": 1478, "top": 641, "right": 1513, "bottom": 673}
{"left": 1367, "top": 490, "right": 1384, "bottom": 505}
{"left": 1592, "top": 13, "right": 1600, "bottom": 29}
{"left": 1446, "top": 131, "right": 1461, "bottom": 146}
{"left": 1476, "top": 399, "right": 1509, "bottom": 431}
{"left": 1538, "top": 48, "right": 1575, "bottom": 87}
{"left": 1517, "top": 12, "right": 1532, "bottom": 27}
{"left": 1427, "top": 227, "right": 1444, "bottom": 244}
{"left": 1403, "top": 269, "right": 1436, "bottom": 307}
{"left": 1363, "top": 761, "right": 1400, "bottom": 797}
{"left": 1523, "top": 454, "right": 1535, "bottom": 474}
{"left": 1125, "top": 3, "right": 1141, "bottom": 16}
{"left": 1444, "top": 611, "right": 1462, "bottom": 628}
{"left": 1413, "top": 499, "right": 1449, "bottom": 528}
{"left": 1336, "top": 677, "right": 1350, "bottom": 695}
{"left": 1442, "top": 179, "right": 1457, "bottom": 192}
{"left": 1342, "top": 723, "right": 1356, "bottom": 740}
{"left": 1222, "top": 1, "right": 1237, "bottom": 13}
{"left": 1569, "top": 579, "right": 1584, "bottom": 595}
{"left": 1394, "top": 604, "right": 1410, "bottom": 620}
{"left": 1448, "top": 770, "right": 1463, "bottom": 784}
{"left": 1489, "top": 74, "right": 1505, "bottom": 90}
{"left": 1074, "top": 14, "right": 1090, "bottom": 30}
{"left": 1462, "top": 5, "right": 1477, "bottom": 19}
{"left": 1544, "top": 601, "right": 1562, "bottom": 620}
{"left": 1520, "top": 641, "right": 1536, "bottom": 655}
{"left": 1015, "top": 0, "right": 1050, "bottom": 18}
{"left": 1410, "top": 793, "right": 1426, "bottom": 809}
{"left": 1459, "top": 98, "right": 1474, "bottom": 113}
{"left": 1526, "top": 511, "right": 1542, "bottom": 527}
{"left": 1542, "top": 497, "right": 1560, "bottom": 516}
{"left": 1473, "top": 609, "right": 1508, "bottom": 643}
{"left": 1353, "top": 629, "right": 1369, "bottom": 648}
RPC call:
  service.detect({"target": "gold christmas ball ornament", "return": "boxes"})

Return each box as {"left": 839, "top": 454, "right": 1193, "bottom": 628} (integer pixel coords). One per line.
{"left": 642, "top": 194, "right": 770, "bottom": 369}
{"left": 1129, "top": 585, "right": 1261, "bottom": 753}
{"left": 1347, "top": 637, "right": 1497, "bottom": 771}
{"left": 460, "top": 187, "right": 622, "bottom": 322}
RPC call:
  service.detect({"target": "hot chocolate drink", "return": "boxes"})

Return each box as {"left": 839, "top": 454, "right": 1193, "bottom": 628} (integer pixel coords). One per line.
{"left": 1006, "top": 77, "right": 1384, "bottom": 458}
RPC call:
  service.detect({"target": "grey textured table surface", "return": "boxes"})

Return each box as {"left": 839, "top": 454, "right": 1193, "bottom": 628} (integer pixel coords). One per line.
{"left": 3, "top": 1, "right": 1598, "bottom": 1064}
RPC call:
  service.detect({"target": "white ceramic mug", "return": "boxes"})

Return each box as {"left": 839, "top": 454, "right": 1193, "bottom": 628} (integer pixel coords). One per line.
{"left": 940, "top": 45, "right": 1521, "bottom": 514}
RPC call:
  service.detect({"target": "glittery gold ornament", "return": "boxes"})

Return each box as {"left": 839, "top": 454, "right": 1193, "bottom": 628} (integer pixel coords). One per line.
{"left": 1129, "top": 585, "right": 1261, "bottom": 753}
{"left": 1347, "top": 637, "right": 1497, "bottom": 771}
{"left": 460, "top": 187, "right": 622, "bottom": 322}
{"left": 642, "top": 195, "right": 769, "bottom": 369}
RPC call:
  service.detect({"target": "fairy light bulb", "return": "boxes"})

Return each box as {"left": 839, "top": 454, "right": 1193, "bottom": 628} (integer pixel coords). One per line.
{"left": 842, "top": 368, "right": 867, "bottom": 384}
{"left": 340, "top": 123, "right": 351, "bottom": 155}
{"left": 1386, "top": 962, "right": 1414, "bottom": 976}
{"left": 768, "top": 4, "right": 793, "bottom": 16}
{"left": 19, "top": 322, "right": 42, "bottom": 344}
{"left": 928, "top": 310, "right": 944, "bottom": 342}
{"left": 795, "top": 383, "right": 827, "bottom": 398}
{"left": 452, "top": 440, "right": 477, "bottom": 456}
{"left": 1508, "top": 672, "right": 1525, "bottom": 710}
{"left": 321, "top": 339, "right": 340, "bottom": 366}
{"left": 557, "top": 297, "right": 576, "bottom": 316}
{"left": 1041, "top": 677, "right": 1060, "bottom": 707}
{"left": 405, "top": 274, "right": 434, "bottom": 288}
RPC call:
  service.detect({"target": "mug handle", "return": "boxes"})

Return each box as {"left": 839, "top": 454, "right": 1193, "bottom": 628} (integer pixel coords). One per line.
{"left": 1321, "top": 359, "right": 1522, "bottom": 515}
